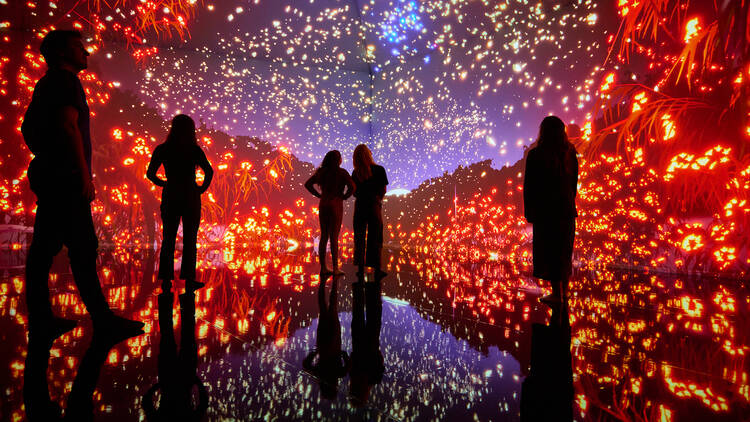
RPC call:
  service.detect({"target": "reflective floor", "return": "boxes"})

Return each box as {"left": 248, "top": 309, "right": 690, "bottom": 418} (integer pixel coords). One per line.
{"left": 1, "top": 247, "right": 748, "bottom": 421}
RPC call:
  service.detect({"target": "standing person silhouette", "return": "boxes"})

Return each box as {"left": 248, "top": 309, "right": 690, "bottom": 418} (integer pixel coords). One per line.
{"left": 523, "top": 116, "right": 579, "bottom": 308}
{"left": 22, "top": 30, "right": 144, "bottom": 344}
{"left": 351, "top": 145, "right": 388, "bottom": 278}
{"left": 304, "top": 150, "right": 355, "bottom": 276}
{"left": 147, "top": 115, "right": 213, "bottom": 292}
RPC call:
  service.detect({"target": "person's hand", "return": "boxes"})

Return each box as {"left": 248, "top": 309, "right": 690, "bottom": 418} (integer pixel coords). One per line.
{"left": 82, "top": 178, "right": 96, "bottom": 202}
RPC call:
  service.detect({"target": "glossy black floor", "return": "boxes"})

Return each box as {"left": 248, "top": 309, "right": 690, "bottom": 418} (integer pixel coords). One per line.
{"left": 0, "top": 247, "right": 748, "bottom": 421}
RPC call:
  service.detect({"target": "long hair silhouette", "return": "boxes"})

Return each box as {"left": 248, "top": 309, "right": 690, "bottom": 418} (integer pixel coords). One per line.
{"left": 316, "top": 150, "right": 342, "bottom": 187}
{"left": 165, "top": 114, "right": 197, "bottom": 146}
{"left": 320, "top": 150, "right": 341, "bottom": 169}
{"left": 536, "top": 115, "right": 574, "bottom": 175}
{"left": 352, "top": 144, "right": 374, "bottom": 181}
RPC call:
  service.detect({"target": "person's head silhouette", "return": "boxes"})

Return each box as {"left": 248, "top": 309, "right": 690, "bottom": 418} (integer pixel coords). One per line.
{"left": 537, "top": 115, "right": 568, "bottom": 150}
{"left": 320, "top": 150, "right": 342, "bottom": 168}
{"left": 40, "top": 29, "right": 89, "bottom": 71}
{"left": 166, "top": 114, "right": 197, "bottom": 147}
{"left": 352, "top": 144, "right": 374, "bottom": 180}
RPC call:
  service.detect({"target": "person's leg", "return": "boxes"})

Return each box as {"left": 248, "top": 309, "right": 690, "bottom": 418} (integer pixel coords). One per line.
{"left": 25, "top": 199, "right": 76, "bottom": 342}
{"left": 352, "top": 205, "right": 366, "bottom": 275}
{"left": 159, "top": 202, "right": 180, "bottom": 283}
{"left": 551, "top": 280, "right": 562, "bottom": 301}
{"left": 331, "top": 202, "right": 343, "bottom": 275}
{"left": 64, "top": 200, "right": 113, "bottom": 320}
{"left": 319, "top": 205, "right": 332, "bottom": 274}
{"left": 367, "top": 204, "right": 385, "bottom": 278}
{"left": 180, "top": 198, "right": 202, "bottom": 289}
{"left": 64, "top": 199, "right": 144, "bottom": 333}
{"left": 25, "top": 201, "right": 63, "bottom": 323}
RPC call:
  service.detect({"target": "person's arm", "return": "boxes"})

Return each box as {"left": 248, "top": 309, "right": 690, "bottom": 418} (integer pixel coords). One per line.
{"left": 60, "top": 106, "right": 95, "bottom": 201}
{"left": 197, "top": 148, "right": 214, "bottom": 194}
{"left": 342, "top": 170, "right": 355, "bottom": 200}
{"left": 146, "top": 146, "right": 167, "bottom": 187}
{"left": 378, "top": 167, "right": 388, "bottom": 199}
{"left": 571, "top": 148, "right": 579, "bottom": 198}
{"left": 523, "top": 150, "right": 536, "bottom": 223}
{"left": 305, "top": 172, "right": 321, "bottom": 198}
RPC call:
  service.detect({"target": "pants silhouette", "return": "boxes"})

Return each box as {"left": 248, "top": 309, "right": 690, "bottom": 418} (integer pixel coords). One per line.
{"left": 26, "top": 198, "right": 110, "bottom": 322}
{"left": 158, "top": 196, "right": 200, "bottom": 281}
{"left": 318, "top": 201, "right": 343, "bottom": 271}
{"left": 353, "top": 202, "right": 383, "bottom": 270}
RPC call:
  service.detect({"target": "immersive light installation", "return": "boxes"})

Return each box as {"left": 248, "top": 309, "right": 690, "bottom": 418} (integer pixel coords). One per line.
{"left": 0, "top": 0, "right": 748, "bottom": 421}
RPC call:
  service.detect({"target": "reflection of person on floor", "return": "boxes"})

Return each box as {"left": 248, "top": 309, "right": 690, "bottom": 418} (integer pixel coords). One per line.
{"left": 304, "top": 150, "right": 354, "bottom": 276}
{"left": 24, "top": 322, "right": 141, "bottom": 421}
{"left": 303, "top": 276, "right": 349, "bottom": 399}
{"left": 143, "top": 290, "right": 208, "bottom": 420}
{"left": 520, "top": 303, "right": 574, "bottom": 421}
{"left": 147, "top": 115, "right": 213, "bottom": 292}
{"left": 349, "top": 276, "right": 384, "bottom": 406}
{"left": 21, "top": 29, "right": 144, "bottom": 347}
{"left": 523, "top": 116, "right": 579, "bottom": 308}
{"left": 351, "top": 145, "right": 388, "bottom": 278}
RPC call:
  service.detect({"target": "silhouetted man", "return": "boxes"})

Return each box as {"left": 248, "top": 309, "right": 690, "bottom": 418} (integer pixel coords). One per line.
{"left": 22, "top": 30, "right": 144, "bottom": 344}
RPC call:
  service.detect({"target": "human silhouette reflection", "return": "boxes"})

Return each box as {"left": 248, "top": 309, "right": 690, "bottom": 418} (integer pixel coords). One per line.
{"left": 520, "top": 304, "right": 574, "bottom": 422}
{"left": 23, "top": 325, "right": 141, "bottom": 421}
{"left": 303, "top": 274, "right": 349, "bottom": 399}
{"left": 143, "top": 291, "right": 207, "bottom": 420}
{"left": 349, "top": 275, "right": 384, "bottom": 406}
{"left": 23, "top": 334, "right": 61, "bottom": 421}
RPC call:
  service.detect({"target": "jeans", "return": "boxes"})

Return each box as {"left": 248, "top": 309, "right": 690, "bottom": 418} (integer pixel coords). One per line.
{"left": 353, "top": 200, "right": 383, "bottom": 269}
{"left": 159, "top": 196, "right": 201, "bottom": 281}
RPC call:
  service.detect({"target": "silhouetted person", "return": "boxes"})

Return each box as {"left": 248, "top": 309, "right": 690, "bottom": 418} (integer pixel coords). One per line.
{"left": 523, "top": 116, "right": 579, "bottom": 307}
{"left": 349, "top": 275, "right": 384, "bottom": 406}
{"left": 143, "top": 290, "right": 208, "bottom": 420}
{"left": 147, "top": 114, "right": 213, "bottom": 291}
{"left": 24, "top": 318, "right": 141, "bottom": 421}
{"left": 304, "top": 150, "right": 354, "bottom": 276}
{"left": 21, "top": 29, "right": 144, "bottom": 346}
{"left": 520, "top": 304, "right": 574, "bottom": 421}
{"left": 351, "top": 145, "right": 388, "bottom": 278}
{"left": 303, "top": 275, "right": 349, "bottom": 399}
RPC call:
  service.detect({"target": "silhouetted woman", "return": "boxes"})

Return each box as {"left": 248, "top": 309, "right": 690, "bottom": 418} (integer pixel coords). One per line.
{"left": 304, "top": 150, "right": 354, "bottom": 276}
{"left": 523, "top": 116, "right": 578, "bottom": 307}
{"left": 351, "top": 145, "right": 388, "bottom": 278}
{"left": 147, "top": 115, "right": 213, "bottom": 291}
{"left": 303, "top": 277, "right": 349, "bottom": 399}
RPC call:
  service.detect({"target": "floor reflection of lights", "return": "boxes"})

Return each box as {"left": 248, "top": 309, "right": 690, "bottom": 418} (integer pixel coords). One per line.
{"left": 0, "top": 248, "right": 747, "bottom": 421}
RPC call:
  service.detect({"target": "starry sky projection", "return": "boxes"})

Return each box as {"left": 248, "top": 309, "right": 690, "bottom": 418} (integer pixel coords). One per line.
{"left": 91, "top": 0, "right": 616, "bottom": 189}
